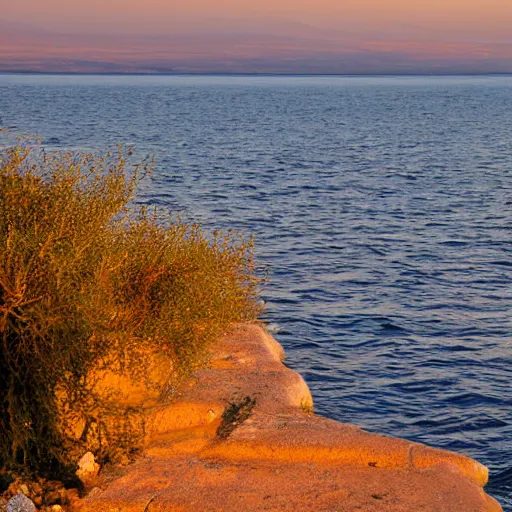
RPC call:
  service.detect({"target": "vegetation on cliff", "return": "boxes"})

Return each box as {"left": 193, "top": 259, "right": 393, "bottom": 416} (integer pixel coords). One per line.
{"left": 0, "top": 142, "right": 262, "bottom": 479}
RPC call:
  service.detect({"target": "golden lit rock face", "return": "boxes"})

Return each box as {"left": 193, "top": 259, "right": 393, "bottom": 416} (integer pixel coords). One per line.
{"left": 84, "top": 323, "right": 502, "bottom": 512}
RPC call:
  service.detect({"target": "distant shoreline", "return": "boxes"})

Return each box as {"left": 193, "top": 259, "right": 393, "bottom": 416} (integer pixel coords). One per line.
{"left": 2, "top": 70, "right": 512, "bottom": 78}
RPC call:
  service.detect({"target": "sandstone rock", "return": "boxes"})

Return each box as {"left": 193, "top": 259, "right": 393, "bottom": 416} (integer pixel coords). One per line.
{"left": 66, "top": 487, "right": 82, "bottom": 509}
{"left": 76, "top": 452, "right": 100, "bottom": 481}
{"left": 6, "top": 492, "right": 36, "bottom": 512}
{"left": 43, "top": 490, "right": 61, "bottom": 506}
{"left": 30, "top": 482, "right": 42, "bottom": 496}
{"left": 84, "top": 323, "right": 503, "bottom": 512}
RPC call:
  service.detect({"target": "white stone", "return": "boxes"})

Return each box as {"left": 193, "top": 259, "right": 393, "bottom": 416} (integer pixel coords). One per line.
{"left": 6, "top": 493, "right": 36, "bottom": 512}
{"left": 76, "top": 451, "right": 100, "bottom": 480}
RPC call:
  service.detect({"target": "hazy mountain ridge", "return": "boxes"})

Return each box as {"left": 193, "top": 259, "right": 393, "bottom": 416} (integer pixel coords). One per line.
{"left": 1, "top": 18, "right": 511, "bottom": 74}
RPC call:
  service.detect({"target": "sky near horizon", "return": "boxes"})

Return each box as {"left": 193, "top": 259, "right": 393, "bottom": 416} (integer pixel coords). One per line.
{"left": 4, "top": 0, "right": 512, "bottom": 36}
{"left": 2, "top": 0, "right": 512, "bottom": 73}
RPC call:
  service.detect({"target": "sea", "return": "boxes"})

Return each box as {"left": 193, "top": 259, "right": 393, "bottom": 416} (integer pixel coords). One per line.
{"left": 1, "top": 73, "right": 511, "bottom": 508}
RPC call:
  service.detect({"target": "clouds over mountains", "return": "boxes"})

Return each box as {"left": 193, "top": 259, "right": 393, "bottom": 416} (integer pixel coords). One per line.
{"left": 1, "top": 18, "right": 511, "bottom": 74}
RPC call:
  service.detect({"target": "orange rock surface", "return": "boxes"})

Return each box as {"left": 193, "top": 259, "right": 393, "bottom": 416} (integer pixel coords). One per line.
{"left": 84, "top": 323, "right": 502, "bottom": 512}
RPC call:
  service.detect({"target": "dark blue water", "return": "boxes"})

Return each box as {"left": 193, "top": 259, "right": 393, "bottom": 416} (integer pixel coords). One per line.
{"left": 1, "top": 74, "right": 511, "bottom": 508}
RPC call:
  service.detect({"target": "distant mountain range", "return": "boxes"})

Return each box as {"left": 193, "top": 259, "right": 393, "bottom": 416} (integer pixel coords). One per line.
{"left": 1, "top": 18, "right": 511, "bottom": 74}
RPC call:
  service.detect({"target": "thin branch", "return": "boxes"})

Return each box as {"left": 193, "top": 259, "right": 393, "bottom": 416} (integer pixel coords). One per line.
{"left": 142, "top": 495, "right": 157, "bottom": 512}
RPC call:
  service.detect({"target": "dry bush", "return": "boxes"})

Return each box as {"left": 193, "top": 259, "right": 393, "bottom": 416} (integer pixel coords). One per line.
{"left": 0, "top": 142, "right": 262, "bottom": 478}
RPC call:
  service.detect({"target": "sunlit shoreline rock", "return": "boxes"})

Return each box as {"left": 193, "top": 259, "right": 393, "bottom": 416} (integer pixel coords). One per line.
{"left": 82, "top": 323, "right": 502, "bottom": 512}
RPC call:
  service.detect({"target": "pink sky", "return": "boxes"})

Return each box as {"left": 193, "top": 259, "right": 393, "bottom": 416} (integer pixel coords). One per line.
{"left": 4, "top": 0, "right": 512, "bottom": 37}
{"left": 1, "top": 0, "right": 511, "bottom": 73}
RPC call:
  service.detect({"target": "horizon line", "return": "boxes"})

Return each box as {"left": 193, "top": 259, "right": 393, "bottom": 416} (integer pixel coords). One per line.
{"left": 2, "top": 71, "right": 512, "bottom": 77}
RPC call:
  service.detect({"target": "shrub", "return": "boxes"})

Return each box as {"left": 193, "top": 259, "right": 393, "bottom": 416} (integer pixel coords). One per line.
{"left": 0, "top": 142, "right": 262, "bottom": 478}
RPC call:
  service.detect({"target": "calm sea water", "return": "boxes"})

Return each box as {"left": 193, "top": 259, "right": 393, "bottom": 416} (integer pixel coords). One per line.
{"left": 1, "top": 74, "right": 511, "bottom": 507}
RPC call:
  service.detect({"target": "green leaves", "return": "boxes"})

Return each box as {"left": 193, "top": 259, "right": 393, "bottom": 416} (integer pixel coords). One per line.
{"left": 0, "top": 142, "right": 262, "bottom": 478}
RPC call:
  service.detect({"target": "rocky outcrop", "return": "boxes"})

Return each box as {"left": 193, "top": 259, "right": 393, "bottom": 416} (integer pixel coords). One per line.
{"left": 84, "top": 323, "right": 502, "bottom": 511}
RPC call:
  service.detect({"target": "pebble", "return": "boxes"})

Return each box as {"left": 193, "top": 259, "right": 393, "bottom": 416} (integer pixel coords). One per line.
{"left": 76, "top": 451, "right": 100, "bottom": 480}
{"left": 6, "top": 492, "right": 36, "bottom": 512}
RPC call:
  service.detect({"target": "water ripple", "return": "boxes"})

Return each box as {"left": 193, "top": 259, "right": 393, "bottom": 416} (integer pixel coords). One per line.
{"left": 1, "top": 74, "right": 511, "bottom": 508}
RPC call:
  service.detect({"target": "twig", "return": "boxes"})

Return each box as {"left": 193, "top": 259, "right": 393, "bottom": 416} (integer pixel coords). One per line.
{"left": 142, "top": 495, "right": 157, "bottom": 512}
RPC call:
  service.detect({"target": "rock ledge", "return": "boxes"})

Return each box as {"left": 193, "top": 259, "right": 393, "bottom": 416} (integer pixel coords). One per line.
{"left": 84, "top": 323, "right": 502, "bottom": 512}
